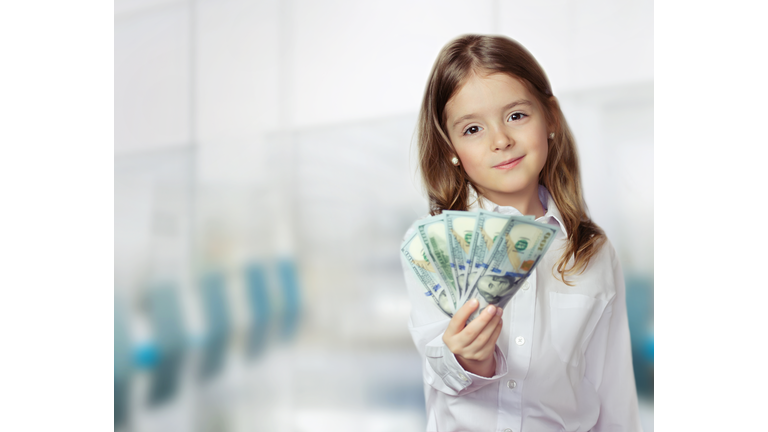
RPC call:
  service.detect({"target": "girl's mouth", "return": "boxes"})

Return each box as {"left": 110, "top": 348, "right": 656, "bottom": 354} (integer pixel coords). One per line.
{"left": 493, "top": 156, "right": 524, "bottom": 170}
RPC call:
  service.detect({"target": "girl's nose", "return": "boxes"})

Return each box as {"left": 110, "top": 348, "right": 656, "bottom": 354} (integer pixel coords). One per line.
{"left": 492, "top": 126, "right": 513, "bottom": 150}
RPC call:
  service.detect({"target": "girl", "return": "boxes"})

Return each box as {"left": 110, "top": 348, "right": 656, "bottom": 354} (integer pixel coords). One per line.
{"left": 401, "top": 35, "right": 641, "bottom": 431}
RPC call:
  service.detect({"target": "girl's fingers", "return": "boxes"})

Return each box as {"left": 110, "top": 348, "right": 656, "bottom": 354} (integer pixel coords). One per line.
{"left": 456, "top": 304, "right": 500, "bottom": 345}
{"left": 444, "top": 301, "right": 503, "bottom": 360}
{"left": 445, "top": 299, "right": 480, "bottom": 337}
{"left": 482, "top": 317, "right": 504, "bottom": 356}
{"left": 472, "top": 325, "right": 503, "bottom": 364}
{"left": 466, "top": 314, "right": 502, "bottom": 353}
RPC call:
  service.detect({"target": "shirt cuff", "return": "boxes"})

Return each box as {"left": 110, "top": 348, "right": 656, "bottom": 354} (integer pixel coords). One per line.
{"left": 424, "top": 332, "right": 508, "bottom": 394}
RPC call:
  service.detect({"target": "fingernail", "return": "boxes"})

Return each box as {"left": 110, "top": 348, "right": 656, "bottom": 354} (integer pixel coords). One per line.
{"left": 496, "top": 307, "right": 503, "bottom": 317}
{"left": 470, "top": 298, "right": 478, "bottom": 306}
{"left": 486, "top": 305, "right": 496, "bottom": 315}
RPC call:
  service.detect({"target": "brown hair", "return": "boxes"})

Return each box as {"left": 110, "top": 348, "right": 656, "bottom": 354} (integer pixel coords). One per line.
{"left": 417, "top": 34, "right": 605, "bottom": 284}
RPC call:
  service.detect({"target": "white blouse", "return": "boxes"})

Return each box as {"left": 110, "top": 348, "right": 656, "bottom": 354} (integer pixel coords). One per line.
{"left": 401, "top": 186, "right": 642, "bottom": 432}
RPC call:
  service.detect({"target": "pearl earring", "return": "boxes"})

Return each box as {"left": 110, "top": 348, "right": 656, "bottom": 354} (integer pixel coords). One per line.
{"left": 451, "top": 156, "right": 460, "bottom": 166}
{"left": 549, "top": 132, "right": 555, "bottom": 139}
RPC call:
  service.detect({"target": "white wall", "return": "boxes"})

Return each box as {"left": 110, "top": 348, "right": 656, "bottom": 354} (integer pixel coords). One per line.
{"left": 115, "top": 1, "right": 191, "bottom": 152}
{"left": 115, "top": 0, "right": 653, "bottom": 147}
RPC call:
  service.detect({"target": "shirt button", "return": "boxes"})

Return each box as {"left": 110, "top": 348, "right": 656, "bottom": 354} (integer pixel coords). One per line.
{"left": 522, "top": 281, "right": 530, "bottom": 290}
{"left": 503, "top": 429, "right": 513, "bottom": 432}
{"left": 459, "top": 374, "right": 468, "bottom": 382}
{"left": 506, "top": 380, "right": 517, "bottom": 389}
{"left": 515, "top": 336, "right": 525, "bottom": 346}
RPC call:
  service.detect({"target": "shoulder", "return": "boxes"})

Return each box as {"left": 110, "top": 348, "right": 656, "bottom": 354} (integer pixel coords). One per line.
{"left": 580, "top": 233, "right": 621, "bottom": 276}
{"left": 583, "top": 232, "right": 615, "bottom": 260}
{"left": 597, "top": 235, "right": 621, "bottom": 273}
{"left": 582, "top": 235, "right": 623, "bottom": 298}
{"left": 542, "top": 233, "right": 622, "bottom": 301}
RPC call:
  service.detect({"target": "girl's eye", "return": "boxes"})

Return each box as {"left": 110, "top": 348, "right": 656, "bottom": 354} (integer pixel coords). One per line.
{"left": 508, "top": 112, "right": 526, "bottom": 121}
{"left": 463, "top": 125, "right": 482, "bottom": 136}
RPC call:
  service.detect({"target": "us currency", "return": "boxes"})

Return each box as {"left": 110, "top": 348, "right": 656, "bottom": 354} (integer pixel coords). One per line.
{"left": 463, "top": 210, "right": 512, "bottom": 304}
{"left": 416, "top": 215, "right": 459, "bottom": 309}
{"left": 401, "top": 230, "right": 455, "bottom": 317}
{"left": 465, "top": 218, "right": 559, "bottom": 321}
{"left": 443, "top": 210, "right": 477, "bottom": 300}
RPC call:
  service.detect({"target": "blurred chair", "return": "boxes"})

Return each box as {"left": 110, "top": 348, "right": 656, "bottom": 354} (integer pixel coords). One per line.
{"left": 624, "top": 273, "right": 654, "bottom": 397}
{"left": 244, "top": 262, "right": 272, "bottom": 358}
{"left": 145, "top": 283, "right": 188, "bottom": 405}
{"left": 198, "top": 271, "right": 232, "bottom": 379}
{"left": 276, "top": 258, "right": 302, "bottom": 340}
{"left": 114, "top": 295, "right": 132, "bottom": 429}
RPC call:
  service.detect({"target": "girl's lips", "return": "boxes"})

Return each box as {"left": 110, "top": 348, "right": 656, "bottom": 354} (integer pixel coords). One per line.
{"left": 493, "top": 156, "right": 524, "bottom": 170}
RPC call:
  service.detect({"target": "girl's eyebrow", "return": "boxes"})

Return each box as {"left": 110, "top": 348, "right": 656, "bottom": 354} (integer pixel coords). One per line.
{"left": 451, "top": 99, "right": 533, "bottom": 129}
{"left": 502, "top": 99, "right": 533, "bottom": 111}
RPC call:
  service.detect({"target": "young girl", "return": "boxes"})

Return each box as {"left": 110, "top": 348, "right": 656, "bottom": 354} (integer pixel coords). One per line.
{"left": 401, "top": 35, "right": 642, "bottom": 431}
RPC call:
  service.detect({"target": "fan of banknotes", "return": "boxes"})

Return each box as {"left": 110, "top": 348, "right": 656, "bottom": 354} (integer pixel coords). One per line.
{"left": 401, "top": 209, "right": 559, "bottom": 321}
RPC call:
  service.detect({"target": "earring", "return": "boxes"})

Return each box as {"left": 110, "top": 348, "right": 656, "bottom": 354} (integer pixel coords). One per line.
{"left": 549, "top": 132, "right": 555, "bottom": 139}
{"left": 451, "top": 156, "right": 460, "bottom": 166}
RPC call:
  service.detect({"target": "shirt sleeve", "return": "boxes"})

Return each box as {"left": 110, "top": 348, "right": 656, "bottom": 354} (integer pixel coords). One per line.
{"left": 584, "top": 242, "right": 643, "bottom": 431}
{"left": 401, "top": 227, "right": 508, "bottom": 396}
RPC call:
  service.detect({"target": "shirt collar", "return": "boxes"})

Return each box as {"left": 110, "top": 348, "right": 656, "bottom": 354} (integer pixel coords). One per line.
{"left": 467, "top": 184, "right": 568, "bottom": 237}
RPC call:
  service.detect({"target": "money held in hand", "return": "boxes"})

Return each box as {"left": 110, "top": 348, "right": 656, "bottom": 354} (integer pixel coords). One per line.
{"left": 402, "top": 211, "right": 558, "bottom": 321}
{"left": 402, "top": 230, "right": 456, "bottom": 316}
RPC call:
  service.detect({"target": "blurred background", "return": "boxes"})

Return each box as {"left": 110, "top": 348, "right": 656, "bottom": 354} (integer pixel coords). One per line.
{"left": 114, "top": 0, "right": 653, "bottom": 431}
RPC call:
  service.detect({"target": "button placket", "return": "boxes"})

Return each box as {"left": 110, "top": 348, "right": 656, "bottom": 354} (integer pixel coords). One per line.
{"left": 497, "top": 269, "right": 534, "bottom": 432}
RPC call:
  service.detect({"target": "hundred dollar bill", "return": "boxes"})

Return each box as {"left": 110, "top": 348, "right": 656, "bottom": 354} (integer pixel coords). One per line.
{"left": 463, "top": 210, "right": 512, "bottom": 304}
{"left": 496, "top": 219, "right": 558, "bottom": 275}
{"left": 416, "top": 215, "right": 459, "bottom": 309}
{"left": 443, "top": 210, "right": 477, "bottom": 300}
{"left": 465, "top": 217, "right": 558, "bottom": 321}
{"left": 401, "top": 230, "right": 455, "bottom": 317}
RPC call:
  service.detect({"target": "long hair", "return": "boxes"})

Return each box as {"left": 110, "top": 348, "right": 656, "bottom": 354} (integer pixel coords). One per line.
{"left": 417, "top": 34, "right": 605, "bottom": 284}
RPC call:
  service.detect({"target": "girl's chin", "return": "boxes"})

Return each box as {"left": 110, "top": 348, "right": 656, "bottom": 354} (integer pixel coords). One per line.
{"left": 481, "top": 185, "right": 532, "bottom": 196}
{"left": 476, "top": 183, "right": 539, "bottom": 202}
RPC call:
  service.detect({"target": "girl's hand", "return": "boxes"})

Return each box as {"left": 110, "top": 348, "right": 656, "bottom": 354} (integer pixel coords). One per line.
{"left": 442, "top": 298, "right": 503, "bottom": 378}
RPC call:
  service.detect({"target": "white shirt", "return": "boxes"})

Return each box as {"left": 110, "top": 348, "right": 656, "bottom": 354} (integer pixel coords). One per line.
{"left": 401, "top": 186, "right": 642, "bottom": 432}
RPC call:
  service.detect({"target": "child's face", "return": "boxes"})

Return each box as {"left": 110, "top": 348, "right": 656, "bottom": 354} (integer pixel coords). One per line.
{"left": 445, "top": 72, "right": 550, "bottom": 206}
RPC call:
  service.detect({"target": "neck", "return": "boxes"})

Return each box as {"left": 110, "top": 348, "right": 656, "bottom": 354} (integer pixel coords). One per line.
{"left": 478, "top": 183, "right": 546, "bottom": 218}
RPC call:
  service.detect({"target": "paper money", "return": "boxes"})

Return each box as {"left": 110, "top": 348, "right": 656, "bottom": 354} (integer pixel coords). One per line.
{"left": 443, "top": 210, "right": 477, "bottom": 300}
{"left": 465, "top": 218, "right": 559, "bottom": 321}
{"left": 416, "top": 215, "right": 459, "bottom": 309}
{"left": 491, "top": 220, "right": 558, "bottom": 276}
{"left": 404, "top": 211, "right": 559, "bottom": 321}
{"left": 401, "top": 230, "right": 455, "bottom": 316}
{"left": 463, "top": 210, "right": 513, "bottom": 304}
